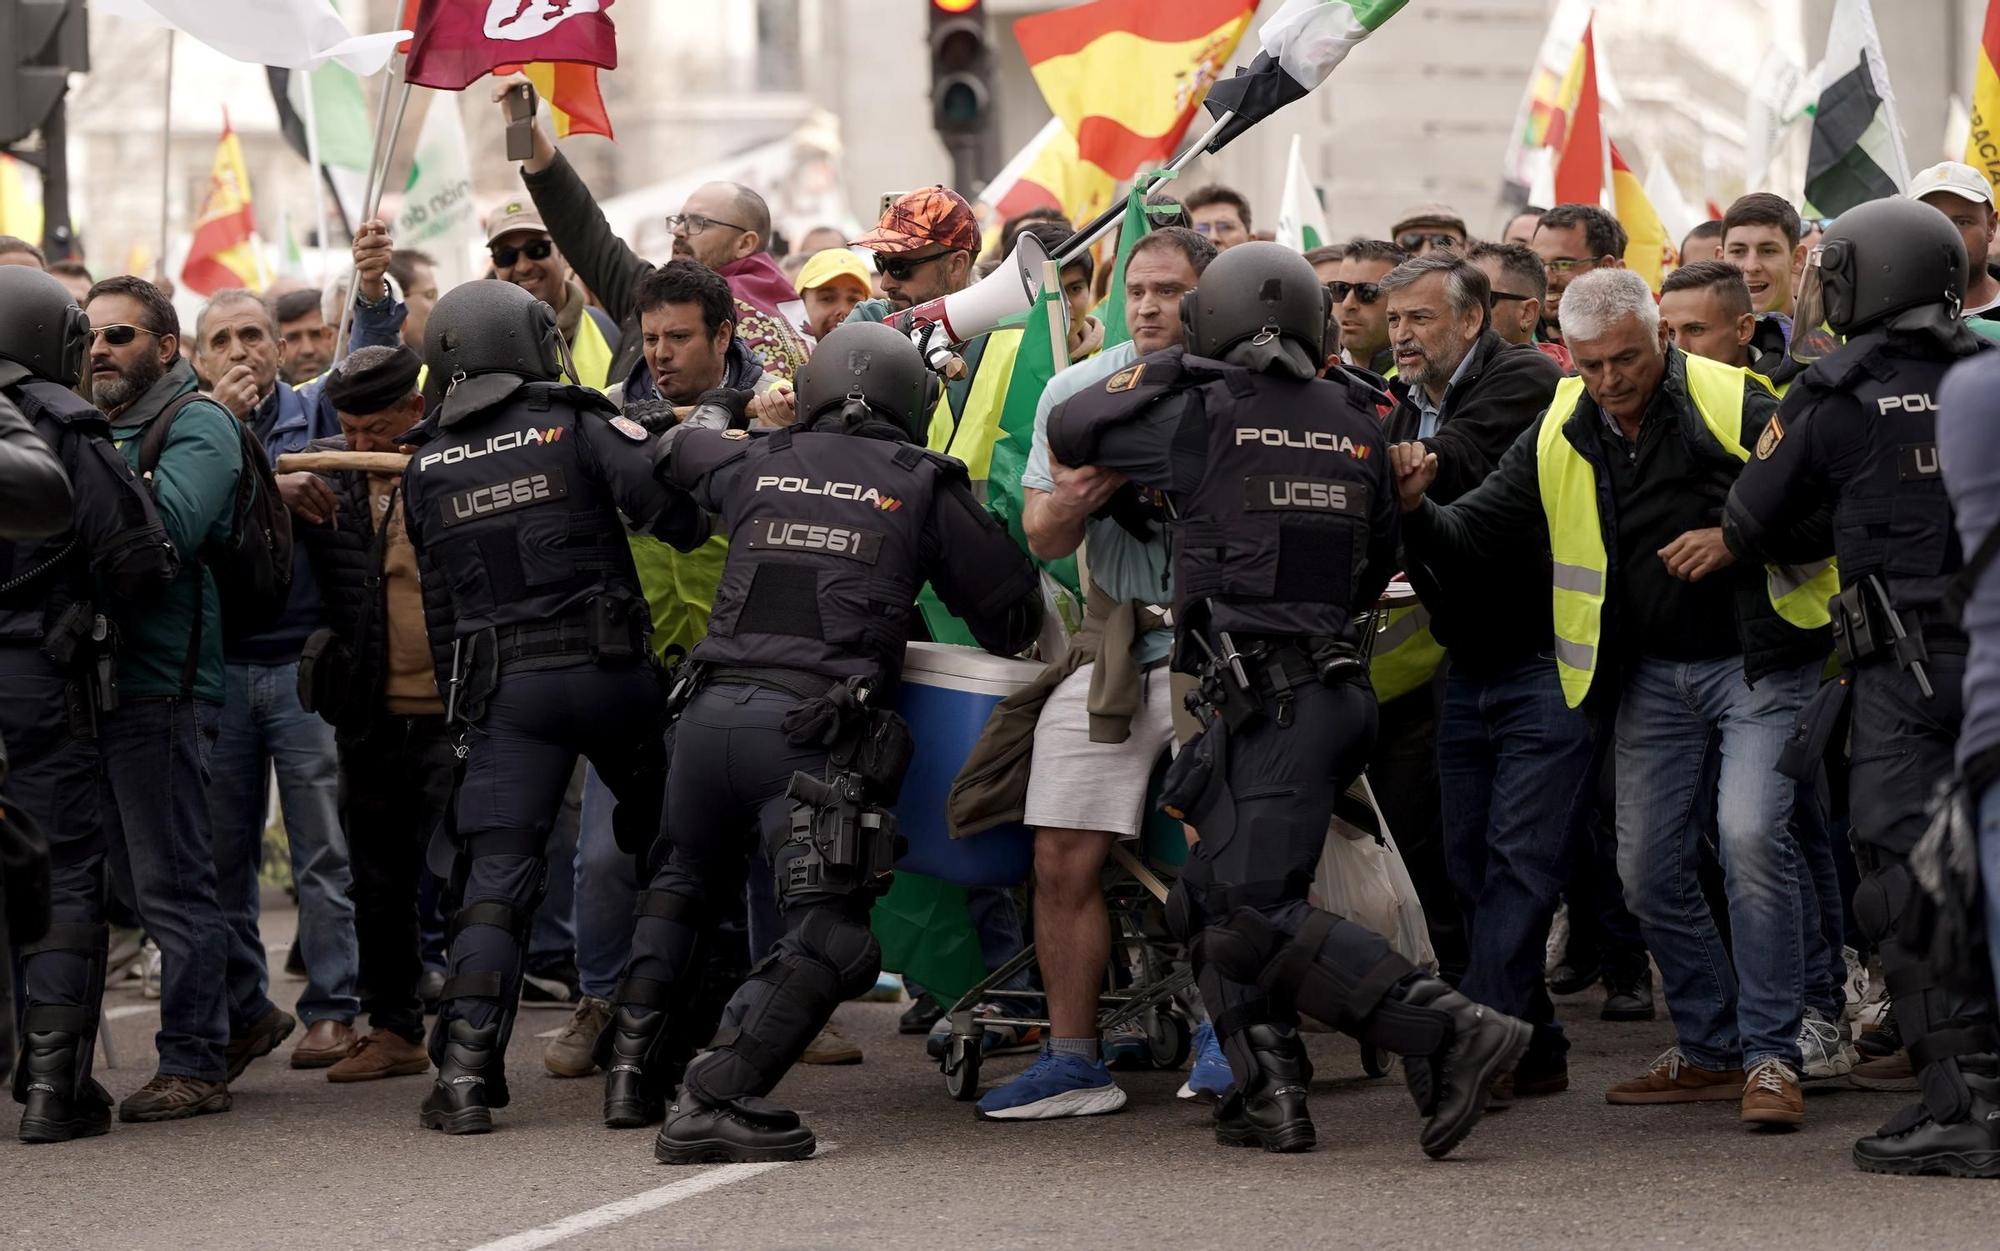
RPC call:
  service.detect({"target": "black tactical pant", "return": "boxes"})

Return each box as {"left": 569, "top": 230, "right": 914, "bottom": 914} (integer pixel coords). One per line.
{"left": 1172, "top": 678, "right": 1435, "bottom": 1086}
{"left": 1849, "top": 653, "right": 1999, "bottom": 1125}
{"left": 620, "top": 682, "right": 881, "bottom": 1106}
{"left": 433, "top": 661, "right": 664, "bottom": 1067}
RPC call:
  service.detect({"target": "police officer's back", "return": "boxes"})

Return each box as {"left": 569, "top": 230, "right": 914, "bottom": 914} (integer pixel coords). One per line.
{"left": 1724, "top": 196, "right": 2000, "bottom": 1178}
{"left": 1047, "top": 243, "right": 1530, "bottom": 1163}
{"left": 397, "top": 280, "right": 682, "bottom": 1135}
{"left": 610, "top": 321, "right": 1041, "bottom": 1164}
{"left": 0, "top": 265, "right": 177, "bottom": 1140}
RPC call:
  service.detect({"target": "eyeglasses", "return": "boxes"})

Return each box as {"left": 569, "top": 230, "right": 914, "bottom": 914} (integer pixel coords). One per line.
{"left": 489, "top": 238, "right": 555, "bottom": 268}
{"left": 878, "top": 251, "right": 953, "bottom": 283}
{"left": 1543, "top": 256, "right": 1601, "bottom": 275}
{"left": 1397, "top": 232, "right": 1461, "bottom": 251}
{"left": 86, "top": 324, "right": 160, "bottom": 347}
{"left": 1326, "top": 281, "right": 1383, "bottom": 305}
{"left": 665, "top": 213, "right": 750, "bottom": 238}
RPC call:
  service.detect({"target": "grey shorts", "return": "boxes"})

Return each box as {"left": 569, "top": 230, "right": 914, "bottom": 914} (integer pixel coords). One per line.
{"left": 1022, "top": 662, "right": 1176, "bottom": 838}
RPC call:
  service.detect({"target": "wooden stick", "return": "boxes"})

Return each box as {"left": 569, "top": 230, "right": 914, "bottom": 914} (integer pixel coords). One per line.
{"left": 277, "top": 451, "right": 411, "bottom": 475}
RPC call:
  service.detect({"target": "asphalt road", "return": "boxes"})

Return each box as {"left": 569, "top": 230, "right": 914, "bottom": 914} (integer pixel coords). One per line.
{"left": 3, "top": 904, "right": 1990, "bottom": 1251}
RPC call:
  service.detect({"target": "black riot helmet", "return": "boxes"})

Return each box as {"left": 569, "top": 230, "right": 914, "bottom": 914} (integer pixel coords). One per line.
{"left": 1794, "top": 197, "right": 1969, "bottom": 355}
{"left": 0, "top": 264, "right": 90, "bottom": 388}
{"left": 793, "top": 321, "right": 940, "bottom": 442}
{"left": 423, "top": 279, "right": 564, "bottom": 411}
{"left": 1180, "top": 240, "right": 1332, "bottom": 379}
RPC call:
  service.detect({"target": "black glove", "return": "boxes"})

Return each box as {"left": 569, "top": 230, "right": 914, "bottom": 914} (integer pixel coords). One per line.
{"left": 691, "top": 387, "right": 754, "bottom": 430}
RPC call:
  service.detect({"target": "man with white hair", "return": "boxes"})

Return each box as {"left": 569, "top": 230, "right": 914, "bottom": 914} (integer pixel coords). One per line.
{"left": 1391, "top": 266, "right": 1832, "bottom": 1132}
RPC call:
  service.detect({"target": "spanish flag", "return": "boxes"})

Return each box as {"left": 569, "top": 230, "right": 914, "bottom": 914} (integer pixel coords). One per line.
{"left": 975, "top": 117, "right": 1115, "bottom": 248}
{"left": 1967, "top": 0, "right": 2000, "bottom": 191}
{"left": 1015, "top": 0, "right": 1253, "bottom": 180}
{"left": 1552, "top": 18, "right": 1605, "bottom": 207}
{"left": 1611, "top": 143, "right": 1670, "bottom": 292}
{"left": 181, "top": 114, "right": 265, "bottom": 297}
{"left": 499, "top": 61, "right": 613, "bottom": 139}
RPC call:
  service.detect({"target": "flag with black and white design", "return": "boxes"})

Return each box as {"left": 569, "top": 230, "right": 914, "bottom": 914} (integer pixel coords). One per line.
{"left": 1803, "top": 0, "right": 1910, "bottom": 218}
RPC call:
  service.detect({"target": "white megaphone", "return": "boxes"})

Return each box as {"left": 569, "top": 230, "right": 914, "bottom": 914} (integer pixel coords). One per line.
{"left": 885, "top": 231, "right": 1052, "bottom": 377}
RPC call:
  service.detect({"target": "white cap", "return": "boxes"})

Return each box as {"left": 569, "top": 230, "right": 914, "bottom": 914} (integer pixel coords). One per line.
{"left": 1908, "top": 161, "right": 1995, "bottom": 208}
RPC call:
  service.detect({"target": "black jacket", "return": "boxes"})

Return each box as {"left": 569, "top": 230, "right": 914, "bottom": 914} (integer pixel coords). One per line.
{"left": 1386, "top": 332, "right": 1564, "bottom": 677}
{"left": 519, "top": 151, "right": 655, "bottom": 389}
{"left": 1405, "top": 348, "right": 1829, "bottom": 698}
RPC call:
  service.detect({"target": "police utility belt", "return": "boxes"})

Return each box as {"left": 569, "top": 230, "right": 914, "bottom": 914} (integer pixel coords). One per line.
{"left": 445, "top": 593, "right": 650, "bottom": 728}
{"left": 1187, "top": 630, "right": 1365, "bottom": 732}
{"left": 39, "top": 600, "right": 119, "bottom": 735}
{"left": 1829, "top": 574, "right": 1959, "bottom": 700}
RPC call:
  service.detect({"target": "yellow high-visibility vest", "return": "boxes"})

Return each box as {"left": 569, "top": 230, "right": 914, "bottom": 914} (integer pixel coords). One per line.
{"left": 566, "top": 309, "right": 615, "bottom": 393}
{"left": 1369, "top": 604, "right": 1446, "bottom": 702}
{"left": 924, "top": 327, "right": 1023, "bottom": 483}
{"left": 1538, "top": 352, "right": 1838, "bottom": 707}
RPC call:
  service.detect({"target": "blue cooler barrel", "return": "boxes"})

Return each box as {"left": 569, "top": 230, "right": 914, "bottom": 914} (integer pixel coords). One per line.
{"left": 892, "top": 642, "right": 1041, "bottom": 887}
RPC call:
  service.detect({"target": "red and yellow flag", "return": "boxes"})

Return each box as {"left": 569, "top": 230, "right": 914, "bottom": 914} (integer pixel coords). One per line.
{"left": 1015, "top": 0, "right": 1252, "bottom": 180}
{"left": 181, "top": 113, "right": 264, "bottom": 296}
{"left": 1967, "top": 0, "right": 2000, "bottom": 190}
{"left": 975, "top": 118, "right": 1116, "bottom": 252}
{"left": 1552, "top": 18, "right": 1605, "bottom": 207}
{"left": 499, "top": 61, "right": 612, "bottom": 139}
{"left": 1611, "top": 143, "right": 1670, "bottom": 291}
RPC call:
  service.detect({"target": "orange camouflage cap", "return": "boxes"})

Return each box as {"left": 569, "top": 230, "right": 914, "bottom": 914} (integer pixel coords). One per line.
{"left": 851, "top": 185, "right": 981, "bottom": 257}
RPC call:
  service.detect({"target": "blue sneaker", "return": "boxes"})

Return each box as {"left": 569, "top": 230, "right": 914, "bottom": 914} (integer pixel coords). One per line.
{"left": 1102, "top": 1021, "right": 1151, "bottom": 1070}
{"left": 1177, "top": 1022, "right": 1235, "bottom": 1101}
{"left": 976, "top": 1048, "right": 1129, "bottom": 1121}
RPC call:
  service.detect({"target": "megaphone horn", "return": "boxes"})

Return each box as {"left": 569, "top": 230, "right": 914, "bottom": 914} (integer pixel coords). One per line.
{"left": 885, "top": 231, "right": 1050, "bottom": 348}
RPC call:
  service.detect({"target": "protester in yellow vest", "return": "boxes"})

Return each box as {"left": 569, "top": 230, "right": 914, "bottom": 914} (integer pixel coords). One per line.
{"left": 483, "top": 201, "right": 620, "bottom": 391}
{"left": 1392, "top": 267, "right": 1835, "bottom": 1131}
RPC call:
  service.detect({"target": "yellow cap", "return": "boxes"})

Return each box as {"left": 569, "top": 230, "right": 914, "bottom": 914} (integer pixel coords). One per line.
{"left": 794, "top": 247, "right": 874, "bottom": 297}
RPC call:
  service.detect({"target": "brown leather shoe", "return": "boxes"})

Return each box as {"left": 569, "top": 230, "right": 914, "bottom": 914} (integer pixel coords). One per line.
{"left": 225, "top": 1007, "right": 296, "bottom": 1081}
{"left": 1605, "top": 1048, "right": 1746, "bottom": 1104}
{"left": 326, "top": 1029, "right": 430, "bottom": 1083}
{"left": 291, "top": 1019, "right": 358, "bottom": 1069}
{"left": 118, "top": 1074, "right": 231, "bottom": 1122}
{"left": 1850, "top": 1052, "right": 1920, "bottom": 1092}
{"left": 1740, "top": 1058, "right": 1805, "bottom": 1127}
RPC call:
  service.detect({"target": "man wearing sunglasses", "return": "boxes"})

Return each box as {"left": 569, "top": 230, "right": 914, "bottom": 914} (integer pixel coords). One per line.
{"left": 1389, "top": 204, "right": 1469, "bottom": 258}
{"left": 1331, "top": 239, "right": 1408, "bottom": 378}
{"left": 484, "top": 201, "right": 622, "bottom": 394}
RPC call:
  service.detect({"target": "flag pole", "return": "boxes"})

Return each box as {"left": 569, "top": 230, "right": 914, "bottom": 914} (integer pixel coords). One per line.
{"left": 1051, "top": 110, "right": 1234, "bottom": 266}
{"left": 300, "top": 67, "right": 328, "bottom": 290}
{"left": 334, "top": 59, "right": 413, "bottom": 356}
{"left": 158, "top": 31, "right": 176, "bottom": 283}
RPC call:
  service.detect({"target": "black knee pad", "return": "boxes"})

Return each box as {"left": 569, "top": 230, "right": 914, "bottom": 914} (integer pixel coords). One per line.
{"left": 1194, "top": 908, "right": 1284, "bottom": 986}
{"left": 1852, "top": 862, "right": 1910, "bottom": 946}
{"left": 792, "top": 907, "right": 882, "bottom": 1001}
{"left": 1166, "top": 880, "right": 1204, "bottom": 943}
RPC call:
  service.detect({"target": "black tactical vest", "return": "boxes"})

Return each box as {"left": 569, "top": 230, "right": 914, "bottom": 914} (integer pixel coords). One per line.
{"left": 401, "top": 383, "right": 643, "bottom": 647}
{"left": 682, "top": 426, "right": 945, "bottom": 685}
{"left": 1171, "top": 366, "right": 1386, "bottom": 652}
{"left": 1820, "top": 337, "right": 1963, "bottom": 615}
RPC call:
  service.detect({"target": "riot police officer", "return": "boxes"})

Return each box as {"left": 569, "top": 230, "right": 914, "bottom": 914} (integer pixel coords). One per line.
{"left": 0, "top": 265, "right": 178, "bottom": 1142}
{"left": 1724, "top": 197, "right": 1999, "bottom": 1178}
{"left": 398, "top": 280, "right": 679, "bottom": 1135}
{"left": 1047, "top": 242, "right": 1530, "bottom": 1160}
{"left": 604, "top": 321, "right": 1041, "bottom": 1164}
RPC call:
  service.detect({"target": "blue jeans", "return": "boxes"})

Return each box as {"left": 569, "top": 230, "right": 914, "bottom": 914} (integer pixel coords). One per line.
{"left": 1791, "top": 783, "right": 1848, "bottom": 1019}
{"left": 1437, "top": 656, "right": 1594, "bottom": 1065}
{"left": 207, "top": 660, "right": 359, "bottom": 1027}
{"left": 1981, "top": 782, "right": 2000, "bottom": 996}
{"left": 104, "top": 698, "right": 231, "bottom": 1079}
{"left": 1614, "top": 656, "right": 1817, "bottom": 1071}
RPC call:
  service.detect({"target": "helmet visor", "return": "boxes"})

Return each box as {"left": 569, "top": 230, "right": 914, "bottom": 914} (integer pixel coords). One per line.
{"left": 1789, "top": 246, "right": 1843, "bottom": 365}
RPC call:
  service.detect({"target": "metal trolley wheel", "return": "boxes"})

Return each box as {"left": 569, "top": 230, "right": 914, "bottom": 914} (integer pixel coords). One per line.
{"left": 1145, "top": 1008, "right": 1192, "bottom": 1070}
{"left": 1360, "top": 1041, "right": 1388, "bottom": 1078}
{"left": 942, "top": 1034, "right": 982, "bottom": 1101}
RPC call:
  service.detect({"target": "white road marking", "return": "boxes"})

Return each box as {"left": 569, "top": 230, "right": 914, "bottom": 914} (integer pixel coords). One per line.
{"left": 104, "top": 1004, "right": 160, "bottom": 1021}
{"left": 465, "top": 1145, "right": 834, "bottom": 1251}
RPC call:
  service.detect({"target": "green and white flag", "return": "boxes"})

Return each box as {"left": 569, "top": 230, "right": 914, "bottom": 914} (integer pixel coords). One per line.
{"left": 394, "top": 94, "right": 482, "bottom": 291}
{"left": 1257, "top": 0, "right": 1408, "bottom": 92}
{"left": 1802, "top": 0, "right": 1909, "bottom": 217}
{"left": 1277, "top": 133, "right": 1328, "bottom": 252}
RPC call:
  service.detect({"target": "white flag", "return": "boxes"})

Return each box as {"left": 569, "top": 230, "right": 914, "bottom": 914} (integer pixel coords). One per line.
{"left": 393, "top": 95, "right": 482, "bottom": 293}
{"left": 96, "top": 0, "right": 408, "bottom": 73}
{"left": 1276, "top": 134, "right": 1329, "bottom": 253}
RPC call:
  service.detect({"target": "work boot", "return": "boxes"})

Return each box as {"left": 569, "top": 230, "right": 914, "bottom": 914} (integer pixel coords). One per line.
{"left": 1853, "top": 1076, "right": 2000, "bottom": 1178}
{"left": 1599, "top": 972, "right": 1655, "bottom": 1022}
{"left": 117, "top": 1074, "right": 230, "bottom": 1123}
{"left": 224, "top": 1006, "right": 297, "bottom": 1082}
{"left": 15, "top": 1030, "right": 113, "bottom": 1143}
{"left": 1857, "top": 1002, "right": 1903, "bottom": 1061}
{"left": 1212, "top": 1024, "right": 1315, "bottom": 1153}
{"left": 1379, "top": 977, "right": 1532, "bottom": 1160}
{"left": 653, "top": 1089, "right": 817, "bottom": 1165}
{"left": 544, "top": 996, "right": 612, "bottom": 1078}
{"left": 420, "top": 1019, "right": 505, "bottom": 1135}
{"left": 601, "top": 1005, "right": 671, "bottom": 1129}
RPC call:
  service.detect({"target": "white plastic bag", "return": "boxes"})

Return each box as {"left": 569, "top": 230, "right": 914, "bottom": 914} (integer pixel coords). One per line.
{"left": 1309, "top": 774, "right": 1438, "bottom": 972}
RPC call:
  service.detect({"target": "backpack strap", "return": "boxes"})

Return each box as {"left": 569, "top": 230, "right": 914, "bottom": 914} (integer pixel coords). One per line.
{"left": 136, "top": 391, "right": 224, "bottom": 698}
{"left": 1946, "top": 521, "right": 2000, "bottom": 625}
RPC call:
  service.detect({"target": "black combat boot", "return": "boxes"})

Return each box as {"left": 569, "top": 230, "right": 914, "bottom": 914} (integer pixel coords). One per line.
{"left": 1371, "top": 977, "right": 1532, "bottom": 1159}
{"left": 1853, "top": 1072, "right": 2000, "bottom": 1178}
{"left": 16, "top": 1030, "right": 113, "bottom": 1144}
{"left": 601, "top": 1006, "right": 670, "bottom": 1129}
{"left": 653, "top": 1088, "right": 817, "bottom": 1165}
{"left": 421, "top": 1019, "right": 506, "bottom": 1135}
{"left": 1212, "top": 1024, "right": 1315, "bottom": 1153}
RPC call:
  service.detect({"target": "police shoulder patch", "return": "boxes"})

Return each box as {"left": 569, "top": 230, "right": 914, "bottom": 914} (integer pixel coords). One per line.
{"left": 1755, "top": 414, "right": 1784, "bottom": 460}
{"left": 609, "top": 416, "right": 649, "bottom": 442}
{"left": 722, "top": 428, "right": 750, "bottom": 440}
{"left": 1106, "top": 363, "right": 1145, "bottom": 393}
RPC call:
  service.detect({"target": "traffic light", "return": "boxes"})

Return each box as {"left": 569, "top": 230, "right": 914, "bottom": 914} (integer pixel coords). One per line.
{"left": 0, "top": 0, "right": 88, "bottom": 149}
{"left": 929, "top": 0, "right": 991, "bottom": 141}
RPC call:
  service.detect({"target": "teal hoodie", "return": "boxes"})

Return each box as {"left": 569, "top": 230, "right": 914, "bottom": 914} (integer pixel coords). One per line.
{"left": 105, "top": 359, "right": 242, "bottom": 702}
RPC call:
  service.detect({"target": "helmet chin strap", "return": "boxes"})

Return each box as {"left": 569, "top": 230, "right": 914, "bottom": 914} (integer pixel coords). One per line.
{"left": 553, "top": 327, "right": 581, "bottom": 386}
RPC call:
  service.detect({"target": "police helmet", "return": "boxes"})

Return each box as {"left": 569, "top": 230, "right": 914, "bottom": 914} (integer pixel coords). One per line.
{"left": 424, "top": 279, "right": 563, "bottom": 388}
{"left": 1802, "top": 197, "right": 1968, "bottom": 339}
{"left": 1180, "top": 240, "right": 1331, "bottom": 377}
{"left": 794, "top": 321, "right": 939, "bottom": 442}
{"left": 0, "top": 265, "right": 90, "bottom": 388}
